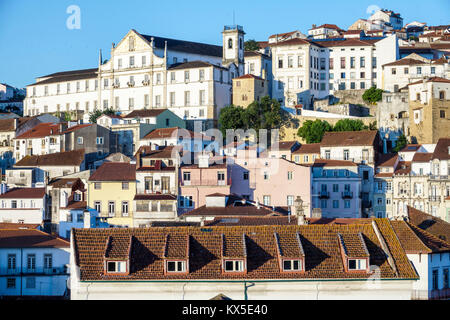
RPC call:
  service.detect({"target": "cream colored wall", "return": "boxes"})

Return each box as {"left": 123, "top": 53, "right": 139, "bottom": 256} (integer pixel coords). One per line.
{"left": 88, "top": 180, "right": 136, "bottom": 227}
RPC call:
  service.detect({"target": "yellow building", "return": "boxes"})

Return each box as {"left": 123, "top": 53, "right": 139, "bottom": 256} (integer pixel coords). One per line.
{"left": 88, "top": 162, "right": 136, "bottom": 227}
{"left": 232, "top": 74, "right": 268, "bottom": 108}
{"left": 408, "top": 77, "right": 450, "bottom": 144}
{"left": 291, "top": 143, "right": 321, "bottom": 164}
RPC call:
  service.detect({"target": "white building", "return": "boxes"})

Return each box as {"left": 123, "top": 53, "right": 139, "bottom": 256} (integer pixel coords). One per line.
{"left": 312, "top": 159, "right": 362, "bottom": 218}
{"left": 70, "top": 222, "right": 418, "bottom": 300}
{"left": 0, "top": 188, "right": 46, "bottom": 224}
{"left": 368, "top": 9, "right": 403, "bottom": 31}
{"left": 24, "top": 26, "right": 246, "bottom": 129}
{"left": 308, "top": 24, "right": 344, "bottom": 39}
{"left": 0, "top": 224, "right": 70, "bottom": 297}
{"left": 382, "top": 54, "right": 449, "bottom": 92}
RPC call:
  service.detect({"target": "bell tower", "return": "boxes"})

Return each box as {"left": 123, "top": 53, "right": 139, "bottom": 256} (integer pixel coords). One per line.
{"left": 222, "top": 25, "right": 245, "bottom": 76}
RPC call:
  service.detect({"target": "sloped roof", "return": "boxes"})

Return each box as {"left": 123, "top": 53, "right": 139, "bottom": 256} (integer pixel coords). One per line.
{"left": 0, "top": 228, "right": 69, "bottom": 248}
{"left": 140, "top": 34, "right": 223, "bottom": 57}
{"left": 14, "top": 149, "right": 85, "bottom": 167}
{"left": 122, "top": 109, "right": 167, "bottom": 119}
{"left": 142, "top": 127, "right": 211, "bottom": 141}
{"left": 89, "top": 162, "right": 136, "bottom": 182}
{"left": 72, "top": 219, "right": 418, "bottom": 281}
{"left": 313, "top": 159, "right": 358, "bottom": 167}
{"left": 168, "top": 61, "right": 226, "bottom": 70}
{"left": 30, "top": 68, "right": 98, "bottom": 87}
{"left": 0, "top": 118, "right": 16, "bottom": 132}
{"left": 292, "top": 143, "right": 321, "bottom": 154}
{"left": 407, "top": 206, "right": 450, "bottom": 242}
{"left": 412, "top": 153, "right": 433, "bottom": 162}
{"left": 383, "top": 58, "right": 427, "bottom": 67}
{"left": 432, "top": 138, "right": 450, "bottom": 160}
{"left": 15, "top": 122, "right": 63, "bottom": 139}
{"left": 0, "top": 188, "right": 45, "bottom": 199}
{"left": 321, "top": 130, "right": 378, "bottom": 147}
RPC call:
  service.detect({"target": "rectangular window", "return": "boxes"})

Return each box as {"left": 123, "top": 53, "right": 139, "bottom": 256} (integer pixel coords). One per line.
{"left": 27, "top": 254, "right": 36, "bottom": 271}
{"left": 199, "top": 69, "right": 205, "bottom": 81}
{"left": 184, "top": 91, "right": 190, "bottom": 106}
{"left": 321, "top": 199, "right": 327, "bottom": 208}
{"left": 348, "top": 259, "right": 366, "bottom": 270}
{"left": 129, "top": 56, "right": 135, "bottom": 67}
{"left": 44, "top": 254, "right": 53, "bottom": 270}
{"left": 340, "top": 57, "right": 346, "bottom": 68}
{"left": 243, "top": 171, "right": 249, "bottom": 180}
{"left": 333, "top": 200, "right": 339, "bottom": 208}
{"left": 263, "top": 195, "right": 271, "bottom": 206}
{"left": 224, "top": 260, "right": 244, "bottom": 272}
{"left": 142, "top": 55, "right": 146, "bottom": 66}
{"left": 360, "top": 57, "right": 365, "bottom": 68}
{"left": 283, "top": 259, "right": 302, "bottom": 271}
{"left": 122, "top": 182, "right": 129, "bottom": 190}
{"left": 444, "top": 268, "right": 449, "bottom": 289}
{"left": 94, "top": 201, "right": 101, "bottom": 212}
{"left": 167, "top": 261, "right": 186, "bottom": 273}
{"left": 8, "top": 254, "right": 16, "bottom": 270}
{"left": 96, "top": 137, "right": 104, "bottom": 145}
{"left": 184, "top": 71, "right": 190, "bottom": 82}
{"left": 7, "top": 278, "right": 15, "bottom": 289}
{"left": 170, "top": 92, "right": 175, "bottom": 106}
{"left": 287, "top": 195, "right": 294, "bottom": 206}
{"left": 94, "top": 182, "right": 101, "bottom": 190}
{"left": 344, "top": 200, "right": 351, "bottom": 208}
{"left": 432, "top": 269, "right": 439, "bottom": 290}
{"left": 107, "top": 261, "right": 127, "bottom": 273}
{"left": 122, "top": 201, "right": 129, "bottom": 216}
{"left": 287, "top": 171, "right": 293, "bottom": 180}
{"left": 108, "top": 201, "right": 115, "bottom": 216}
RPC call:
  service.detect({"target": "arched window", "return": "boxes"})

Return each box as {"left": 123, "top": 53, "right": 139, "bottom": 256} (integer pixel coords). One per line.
{"left": 228, "top": 38, "right": 233, "bottom": 49}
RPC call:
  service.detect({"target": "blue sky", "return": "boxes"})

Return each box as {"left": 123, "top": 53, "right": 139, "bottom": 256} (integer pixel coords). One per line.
{"left": 0, "top": 0, "right": 449, "bottom": 88}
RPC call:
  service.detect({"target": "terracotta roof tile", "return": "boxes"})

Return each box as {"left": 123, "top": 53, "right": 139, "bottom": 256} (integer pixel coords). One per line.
{"left": 72, "top": 222, "right": 418, "bottom": 281}
{"left": 0, "top": 118, "right": 16, "bottom": 132}
{"left": 14, "top": 149, "right": 85, "bottom": 167}
{"left": 292, "top": 143, "right": 321, "bottom": 154}
{"left": 0, "top": 188, "right": 45, "bottom": 199}
{"left": 432, "top": 138, "right": 450, "bottom": 160}
{"left": 122, "top": 109, "right": 166, "bottom": 119}
{"left": 313, "top": 159, "right": 358, "bottom": 167}
{"left": 15, "top": 122, "right": 63, "bottom": 139}
{"left": 321, "top": 130, "right": 378, "bottom": 147}
{"left": 0, "top": 229, "right": 69, "bottom": 248}
{"left": 89, "top": 162, "right": 136, "bottom": 182}
{"left": 407, "top": 206, "right": 450, "bottom": 242}
{"left": 412, "top": 153, "right": 433, "bottom": 162}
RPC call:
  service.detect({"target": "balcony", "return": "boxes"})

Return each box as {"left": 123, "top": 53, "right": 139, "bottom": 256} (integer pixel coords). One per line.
{"left": 429, "top": 288, "right": 450, "bottom": 300}
{"left": 429, "top": 196, "right": 441, "bottom": 202}
{"left": 0, "top": 266, "right": 68, "bottom": 276}
{"left": 430, "top": 175, "right": 448, "bottom": 180}
{"left": 181, "top": 178, "right": 232, "bottom": 187}
{"left": 319, "top": 191, "right": 330, "bottom": 199}
{"left": 341, "top": 191, "right": 354, "bottom": 199}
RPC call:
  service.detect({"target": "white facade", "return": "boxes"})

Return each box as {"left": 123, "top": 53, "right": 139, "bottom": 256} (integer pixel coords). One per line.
{"left": 0, "top": 246, "right": 69, "bottom": 297}
{"left": 0, "top": 196, "right": 46, "bottom": 224}
{"left": 24, "top": 28, "right": 244, "bottom": 128}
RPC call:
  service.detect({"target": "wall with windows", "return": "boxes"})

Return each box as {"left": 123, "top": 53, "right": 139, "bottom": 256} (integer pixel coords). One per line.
{"left": 0, "top": 197, "right": 46, "bottom": 224}
{"left": 0, "top": 246, "right": 70, "bottom": 297}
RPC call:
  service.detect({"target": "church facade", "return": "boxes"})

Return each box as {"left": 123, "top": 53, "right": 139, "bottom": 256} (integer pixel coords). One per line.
{"left": 24, "top": 26, "right": 245, "bottom": 129}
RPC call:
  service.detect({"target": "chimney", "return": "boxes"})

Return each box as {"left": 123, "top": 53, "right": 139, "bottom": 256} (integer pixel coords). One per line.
{"left": 198, "top": 153, "right": 210, "bottom": 168}
{"left": 255, "top": 199, "right": 260, "bottom": 209}
{"left": 83, "top": 210, "right": 91, "bottom": 229}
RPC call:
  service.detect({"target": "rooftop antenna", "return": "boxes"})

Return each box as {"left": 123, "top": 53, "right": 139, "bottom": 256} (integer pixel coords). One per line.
{"left": 233, "top": 10, "right": 235, "bottom": 26}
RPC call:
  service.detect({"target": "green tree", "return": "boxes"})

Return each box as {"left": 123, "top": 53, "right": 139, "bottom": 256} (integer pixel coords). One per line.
{"left": 218, "top": 105, "right": 247, "bottom": 136}
{"left": 297, "top": 119, "right": 332, "bottom": 143}
{"left": 393, "top": 134, "right": 408, "bottom": 152}
{"left": 333, "top": 119, "right": 368, "bottom": 132}
{"left": 89, "top": 108, "right": 116, "bottom": 123}
{"left": 362, "top": 87, "right": 383, "bottom": 105}
{"left": 244, "top": 39, "right": 260, "bottom": 51}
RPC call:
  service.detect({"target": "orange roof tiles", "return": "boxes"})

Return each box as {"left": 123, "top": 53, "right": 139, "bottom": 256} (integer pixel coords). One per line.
{"left": 407, "top": 206, "right": 450, "bottom": 242}
{"left": 72, "top": 221, "right": 418, "bottom": 281}
{"left": 14, "top": 149, "right": 85, "bottom": 167}
{"left": 89, "top": 162, "right": 136, "bottom": 182}
{"left": 15, "top": 122, "right": 63, "bottom": 139}
{"left": 0, "top": 228, "right": 69, "bottom": 248}
{"left": 0, "top": 188, "right": 45, "bottom": 199}
{"left": 321, "top": 130, "right": 378, "bottom": 147}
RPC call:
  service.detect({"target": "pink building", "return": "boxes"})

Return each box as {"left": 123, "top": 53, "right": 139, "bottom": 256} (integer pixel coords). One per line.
{"left": 178, "top": 155, "right": 231, "bottom": 214}
{"left": 230, "top": 149, "right": 312, "bottom": 215}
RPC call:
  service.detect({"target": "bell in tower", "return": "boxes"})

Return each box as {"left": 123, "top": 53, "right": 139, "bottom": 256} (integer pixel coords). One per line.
{"left": 222, "top": 25, "right": 245, "bottom": 77}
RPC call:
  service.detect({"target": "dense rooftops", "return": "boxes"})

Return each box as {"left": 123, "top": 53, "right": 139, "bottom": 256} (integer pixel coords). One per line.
{"left": 321, "top": 130, "right": 378, "bottom": 147}
{"left": 89, "top": 162, "right": 136, "bottom": 182}
{"left": 72, "top": 220, "right": 418, "bottom": 281}
{"left": 14, "top": 149, "right": 85, "bottom": 167}
{"left": 0, "top": 188, "right": 45, "bottom": 199}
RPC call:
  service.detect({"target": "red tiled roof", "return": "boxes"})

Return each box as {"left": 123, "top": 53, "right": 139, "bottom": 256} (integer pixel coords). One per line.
{"left": 394, "top": 161, "right": 411, "bottom": 175}
{"left": 0, "top": 223, "right": 40, "bottom": 230}
{"left": 407, "top": 206, "right": 450, "bottom": 242}
{"left": 412, "top": 152, "right": 433, "bottom": 162}
{"left": 16, "top": 122, "right": 64, "bottom": 139}
{"left": 0, "top": 188, "right": 45, "bottom": 199}
{"left": 234, "top": 74, "right": 265, "bottom": 81}
{"left": 142, "top": 127, "right": 211, "bottom": 141}
{"left": 400, "top": 144, "right": 422, "bottom": 152}
{"left": 432, "top": 138, "right": 450, "bottom": 160}
{"left": 122, "top": 109, "right": 166, "bottom": 119}
{"left": 311, "top": 38, "right": 381, "bottom": 48}
{"left": 313, "top": 159, "right": 358, "bottom": 167}
{"left": 0, "top": 118, "right": 16, "bottom": 132}
{"left": 14, "top": 149, "right": 85, "bottom": 167}
{"left": 134, "top": 194, "right": 176, "bottom": 201}
{"left": 0, "top": 229, "right": 69, "bottom": 248}
{"left": 383, "top": 58, "right": 427, "bottom": 67}
{"left": 63, "top": 124, "right": 93, "bottom": 134}
{"left": 321, "top": 131, "right": 378, "bottom": 147}
{"left": 311, "top": 24, "right": 343, "bottom": 31}
{"left": 89, "top": 162, "right": 136, "bottom": 182}
{"left": 72, "top": 219, "right": 418, "bottom": 281}
{"left": 292, "top": 143, "right": 321, "bottom": 154}
{"left": 376, "top": 153, "right": 398, "bottom": 167}
{"left": 270, "top": 38, "right": 312, "bottom": 47}
{"left": 270, "top": 141, "right": 299, "bottom": 151}
{"left": 408, "top": 77, "right": 450, "bottom": 86}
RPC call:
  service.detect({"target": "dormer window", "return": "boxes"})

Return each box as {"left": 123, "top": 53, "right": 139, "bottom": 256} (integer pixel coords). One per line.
{"left": 224, "top": 260, "right": 244, "bottom": 272}
{"left": 283, "top": 259, "right": 302, "bottom": 271}
{"left": 166, "top": 260, "right": 186, "bottom": 273}
{"left": 348, "top": 259, "right": 367, "bottom": 270}
{"left": 106, "top": 260, "right": 127, "bottom": 273}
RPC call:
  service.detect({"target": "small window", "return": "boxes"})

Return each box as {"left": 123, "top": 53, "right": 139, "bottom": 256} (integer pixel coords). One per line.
{"left": 26, "top": 277, "right": 36, "bottom": 289}
{"left": 106, "top": 261, "right": 127, "bottom": 273}
{"left": 283, "top": 259, "right": 302, "bottom": 271}
{"left": 122, "top": 182, "right": 129, "bottom": 190}
{"left": 224, "top": 260, "right": 244, "bottom": 272}
{"left": 166, "top": 261, "right": 186, "bottom": 273}
{"left": 96, "top": 137, "right": 104, "bottom": 145}
{"left": 7, "top": 278, "right": 16, "bottom": 289}
{"left": 94, "top": 182, "right": 101, "bottom": 190}
{"left": 77, "top": 137, "right": 83, "bottom": 145}
{"left": 348, "top": 259, "right": 367, "bottom": 270}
